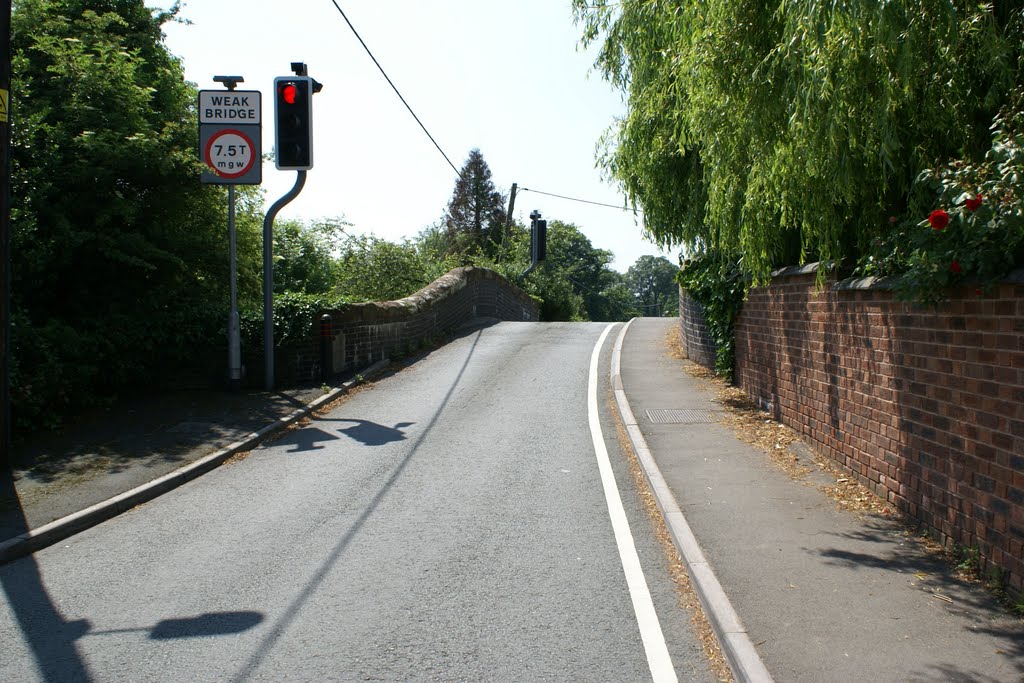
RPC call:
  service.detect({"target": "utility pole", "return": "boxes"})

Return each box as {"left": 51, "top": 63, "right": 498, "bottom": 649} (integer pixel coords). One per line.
{"left": 1, "top": 0, "right": 11, "bottom": 463}
{"left": 498, "top": 182, "right": 517, "bottom": 262}
{"left": 505, "top": 182, "right": 517, "bottom": 240}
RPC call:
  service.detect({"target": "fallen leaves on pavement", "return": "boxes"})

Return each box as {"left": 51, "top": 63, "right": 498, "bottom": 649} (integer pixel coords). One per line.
{"left": 664, "top": 325, "right": 892, "bottom": 516}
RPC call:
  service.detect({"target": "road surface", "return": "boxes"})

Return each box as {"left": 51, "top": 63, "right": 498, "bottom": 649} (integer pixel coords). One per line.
{"left": 0, "top": 321, "right": 714, "bottom": 681}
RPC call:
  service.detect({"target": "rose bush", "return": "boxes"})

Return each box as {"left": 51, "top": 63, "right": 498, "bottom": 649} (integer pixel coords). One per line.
{"left": 859, "top": 90, "right": 1024, "bottom": 305}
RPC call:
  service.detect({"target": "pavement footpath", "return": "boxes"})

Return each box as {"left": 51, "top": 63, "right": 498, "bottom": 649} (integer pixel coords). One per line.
{"left": 618, "top": 317, "right": 1024, "bottom": 682}
{"left": 2, "top": 319, "right": 1023, "bottom": 681}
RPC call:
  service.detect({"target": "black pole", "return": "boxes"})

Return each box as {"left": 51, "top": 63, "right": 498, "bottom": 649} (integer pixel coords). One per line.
{"left": 519, "top": 210, "right": 541, "bottom": 282}
{"left": 1, "top": 0, "right": 12, "bottom": 462}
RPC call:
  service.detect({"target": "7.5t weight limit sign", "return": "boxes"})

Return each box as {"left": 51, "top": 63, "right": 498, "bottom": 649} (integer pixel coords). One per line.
{"left": 204, "top": 129, "right": 257, "bottom": 179}
{"left": 199, "top": 88, "right": 262, "bottom": 185}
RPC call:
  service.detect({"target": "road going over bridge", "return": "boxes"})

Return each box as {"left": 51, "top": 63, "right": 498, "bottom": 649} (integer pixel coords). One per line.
{"left": 0, "top": 321, "right": 715, "bottom": 681}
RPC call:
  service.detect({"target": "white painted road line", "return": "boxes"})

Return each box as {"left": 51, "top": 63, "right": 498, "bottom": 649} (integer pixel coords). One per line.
{"left": 589, "top": 323, "right": 678, "bottom": 683}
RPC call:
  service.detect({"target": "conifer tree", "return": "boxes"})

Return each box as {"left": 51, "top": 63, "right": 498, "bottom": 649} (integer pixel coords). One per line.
{"left": 442, "top": 149, "right": 507, "bottom": 256}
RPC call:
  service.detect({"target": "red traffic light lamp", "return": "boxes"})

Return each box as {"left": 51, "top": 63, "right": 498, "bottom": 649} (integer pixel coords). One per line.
{"left": 281, "top": 83, "right": 298, "bottom": 105}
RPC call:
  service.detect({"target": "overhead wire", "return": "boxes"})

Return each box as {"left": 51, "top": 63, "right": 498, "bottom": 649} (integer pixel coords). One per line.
{"left": 323, "top": 4, "right": 650, "bottom": 217}
{"left": 519, "top": 187, "right": 643, "bottom": 214}
{"left": 326, "top": 0, "right": 463, "bottom": 179}
{"left": 323, "top": 0, "right": 656, "bottom": 268}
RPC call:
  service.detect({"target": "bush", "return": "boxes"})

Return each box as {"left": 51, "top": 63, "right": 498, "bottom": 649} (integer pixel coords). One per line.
{"left": 240, "top": 291, "right": 352, "bottom": 356}
{"left": 11, "top": 314, "right": 105, "bottom": 431}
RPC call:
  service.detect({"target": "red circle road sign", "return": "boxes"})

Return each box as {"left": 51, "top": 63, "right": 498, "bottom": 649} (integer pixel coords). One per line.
{"left": 203, "top": 128, "right": 257, "bottom": 179}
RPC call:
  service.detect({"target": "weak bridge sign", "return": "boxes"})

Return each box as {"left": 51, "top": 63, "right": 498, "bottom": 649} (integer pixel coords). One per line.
{"left": 198, "top": 89, "right": 262, "bottom": 185}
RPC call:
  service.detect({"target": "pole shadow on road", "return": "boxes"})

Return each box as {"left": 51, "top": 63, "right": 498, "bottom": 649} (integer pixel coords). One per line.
{"left": 0, "top": 467, "right": 92, "bottom": 681}
{"left": 1, "top": 467, "right": 266, "bottom": 681}
{"left": 81, "top": 611, "right": 265, "bottom": 641}
{"left": 269, "top": 426, "right": 340, "bottom": 453}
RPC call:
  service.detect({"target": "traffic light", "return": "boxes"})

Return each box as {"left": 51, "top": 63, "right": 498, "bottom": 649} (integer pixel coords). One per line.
{"left": 274, "top": 76, "right": 313, "bottom": 170}
{"left": 532, "top": 219, "right": 547, "bottom": 263}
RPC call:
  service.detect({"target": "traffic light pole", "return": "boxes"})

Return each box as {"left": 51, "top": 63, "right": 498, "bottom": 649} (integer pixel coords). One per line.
{"left": 519, "top": 210, "right": 546, "bottom": 282}
{"left": 262, "top": 170, "right": 307, "bottom": 391}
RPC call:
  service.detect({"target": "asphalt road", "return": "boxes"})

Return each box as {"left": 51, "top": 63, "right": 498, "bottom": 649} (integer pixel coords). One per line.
{"left": 0, "top": 321, "right": 714, "bottom": 682}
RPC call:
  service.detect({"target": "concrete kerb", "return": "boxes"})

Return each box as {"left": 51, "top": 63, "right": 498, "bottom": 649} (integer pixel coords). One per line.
{"left": 0, "top": 359, "right": 391, "bottom": 566}
{"left": 611, "top": 319, "right": 774, "bottom": 683}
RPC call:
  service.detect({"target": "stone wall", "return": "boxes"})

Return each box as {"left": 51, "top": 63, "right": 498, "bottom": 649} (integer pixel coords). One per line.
{"left": 286, "top": 267, "right": 538, "bottom": 383}
{"left": 682, "top": 266, "right": 1024, "bottom": 593}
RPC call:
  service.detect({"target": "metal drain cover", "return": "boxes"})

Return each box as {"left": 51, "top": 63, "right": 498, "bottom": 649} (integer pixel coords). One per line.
{"left": 646, "top": 409, "right": 718, "bottom": 424}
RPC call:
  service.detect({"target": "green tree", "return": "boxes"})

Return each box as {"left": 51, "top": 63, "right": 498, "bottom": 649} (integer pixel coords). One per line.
{"left": 624, "top": 255, "right": 679, "bottom": 317}
{"left": 575, "top": 1, "right": 1023, "bottom": 282}
{"left": 9, "top": 0, "right": 247, "bottom": 429}
{"left": 544, "top": 221, "right": 626, "bottom": 321}
{"left": 443, "top": 149, "right": 508, "bottom": 257}
{"left": 273, "top": 217, "right": 348, "bottom": 295}
{"left": 594, "top": 280, "right": 642, "bottom": 321}
{"left": 335, "top": 233, "right": 436, "bottom": 302}
{"left": 493, "top": 219, "right": 635, "bottom": 322}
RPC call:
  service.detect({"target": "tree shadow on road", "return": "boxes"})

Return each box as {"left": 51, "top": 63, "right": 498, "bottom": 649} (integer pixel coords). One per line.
{"left": 231, "top": 329, "right": 485, "bottom": 681}
{"left": 812, "top": 521, "right": 1024, "bottom": 679}
{"left": 9, "top": 386, "right": 330, "bottom": 483}
{"left": 333, "top": 419, "right": 415, "bottom": 446}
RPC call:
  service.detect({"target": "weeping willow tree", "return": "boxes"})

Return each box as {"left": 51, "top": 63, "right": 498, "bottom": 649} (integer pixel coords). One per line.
{"left": 574, "top": 1, "right": 1023, "bottom": 282}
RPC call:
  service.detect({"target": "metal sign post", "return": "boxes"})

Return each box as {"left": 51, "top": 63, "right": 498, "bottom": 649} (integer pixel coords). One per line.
{"left": 199, "top": 76, "right": 262, "bottom": 389}
{"left": 227, "top": 183, "right": 240, "bottom": 388}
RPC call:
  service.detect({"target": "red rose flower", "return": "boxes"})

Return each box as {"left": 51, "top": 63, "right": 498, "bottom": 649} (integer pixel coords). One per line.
{"left": 949, "top": 260, "right": 962, "bottom": 274}
{"left": 965, "top": 194, "right": 983, "bottom": 211}
{"left": 928, "top": 209, "right": 950, "bottom": 230}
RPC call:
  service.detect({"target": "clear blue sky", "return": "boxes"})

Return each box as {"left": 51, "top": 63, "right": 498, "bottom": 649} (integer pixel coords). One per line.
{"left": 158, "top": 0, "right": 673, "bottom": 272}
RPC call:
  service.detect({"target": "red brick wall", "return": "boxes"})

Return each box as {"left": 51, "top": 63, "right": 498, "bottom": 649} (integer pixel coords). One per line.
{"left": 678, "top": 288, "right": 718, "bottom": 369}
{"left": 725, "top": 268, "right": 1024, "bottom": 593}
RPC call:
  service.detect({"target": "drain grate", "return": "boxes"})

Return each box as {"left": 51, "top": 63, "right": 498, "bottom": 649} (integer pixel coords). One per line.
{"left": 645, "top": 408, "right": 718, "bottom": 424}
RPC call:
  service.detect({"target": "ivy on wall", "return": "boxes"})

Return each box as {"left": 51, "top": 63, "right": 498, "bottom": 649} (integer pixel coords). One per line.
{"left": 676, "top": 256, "right": 746, "bottom": 381}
